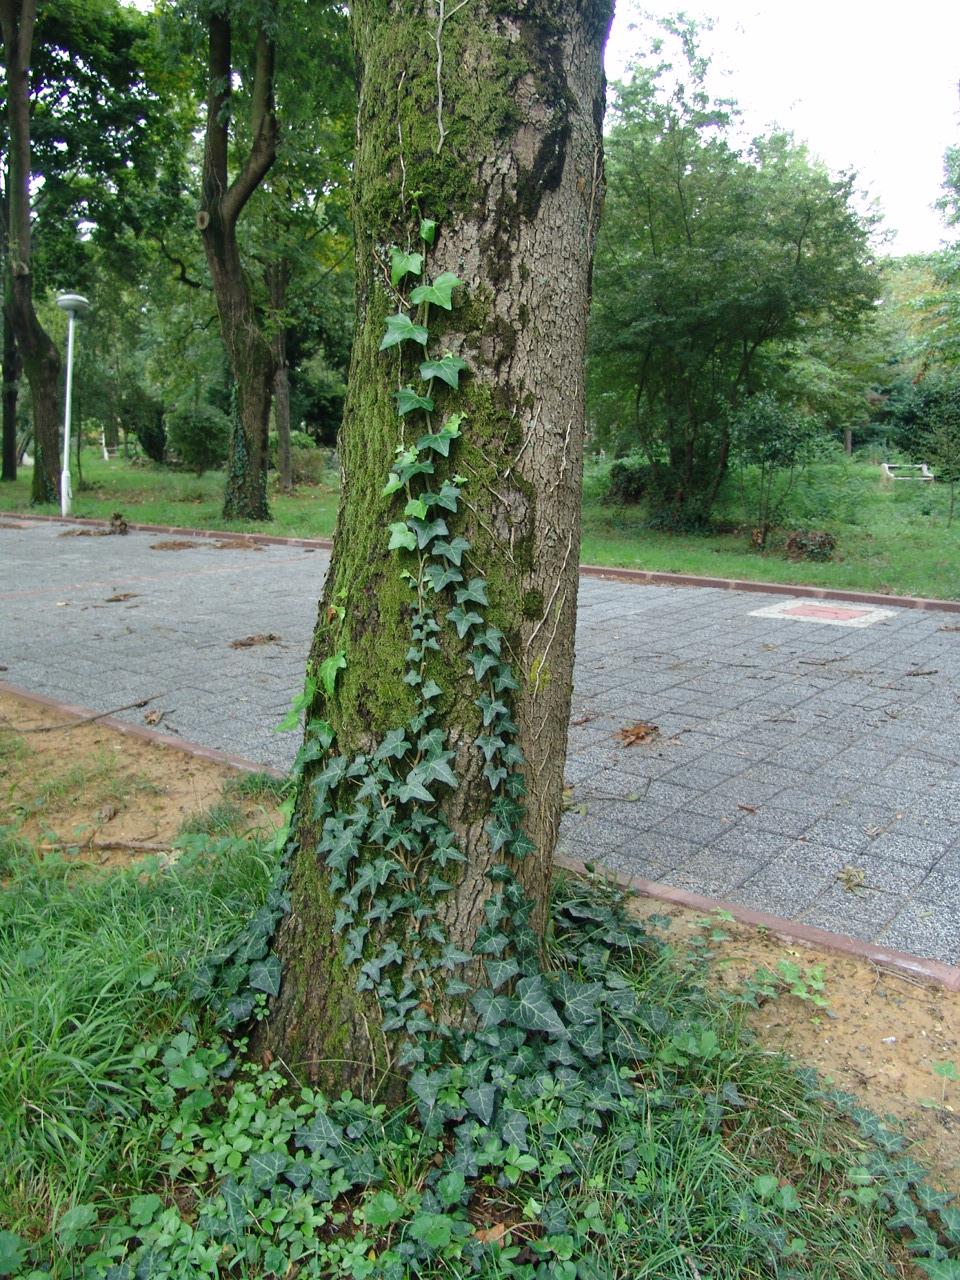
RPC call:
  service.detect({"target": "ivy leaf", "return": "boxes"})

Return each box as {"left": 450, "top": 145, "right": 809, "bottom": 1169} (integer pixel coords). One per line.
{"left": 388, "top": 521, "right": 417, "bottom": 551}
{"left": 421, "top": 481, "right": 461, "bottom": 513}
{"left": 382, "top": 471, "right": 404, "bottom": 497}
{"left": 410, "top": 272, "right": 462, "bottom": 310}
{"left": 390, "top": 247, "right": 423, "bottom": 285}
{"left": 416, "top": 429, "right": 457, "bottom": 457}
{"left": 396, "top": 386, "right": 435, "bottom": 415}
{"left": 295, "top": 1112, "right": 343, "bottom": 1152}
{"left": 420, "top": 354, "right": 469, "bottom": 389}
{"left": 464, "top": 1084, "right": 496, "bottom": 1125}
{"left": 374, "top": 728, "right": 410, "bottom": 761}
{"left": 411, "top": 516, "right": 449, "bottom": 548}
{"left": 485, "top": 956, "right": 520, "bottom": 990}
{"left": 447, "top": 605, "right": 483, "bottom": 638}
{"left": 379, "top": 312, "right": 429, "bottom": 350}
{"left": 319, "top": 650, "right": 346, "bottom": 697}
{"left": 248, "top": 955, "right": 281, "bottom": 997}
{"left": 249, "top": 1150, "right": 288, "bottom": 1189}
{"left": 433, "top": 536, "right": 471, "bottom": 566}
{"left": 425, "top": 563, "right": 463, "bottom": 592}
{"left": 419, "top": 218, "right": 437, "bottom": 245}
{"left": 513, "top": 975, "right": 566, "bottom": 1037}
{"left": 471, "top": 988, "right": 512, "bottom": 1028}
{"left": 419, "top": 753, "right": 459, "bottom": 789}
{"left": 456, "top": 578, "right": 489, "bottom": 607}
{"left": 405, "top": 497, "right": 428, "bottom": 519}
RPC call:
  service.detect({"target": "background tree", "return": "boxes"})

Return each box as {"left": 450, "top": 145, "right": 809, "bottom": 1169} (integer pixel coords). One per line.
{"left": 1, "top": 0, "right": 179, "bottom": 501}
{"left": 261, "top": 0, "right": 613, "bottom": 1095}
{"left": 588, "top": 17, "right": 880, "bottom": 524}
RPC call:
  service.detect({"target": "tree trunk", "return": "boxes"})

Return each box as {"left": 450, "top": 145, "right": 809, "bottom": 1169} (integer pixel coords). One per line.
{"left": 267, "top": 258, "right": 292, "bottom": 492}
{"left": 1, "top": 0, "right": 62, "bottom": 503}
{"left": 1, "top": 301, "right": 19, "bottom": 481}
{"left": 262, "top": 0, "right": 613, "bottom": 1096}
{"left": 198, "top": 10, "right": 278, "bottom": 523}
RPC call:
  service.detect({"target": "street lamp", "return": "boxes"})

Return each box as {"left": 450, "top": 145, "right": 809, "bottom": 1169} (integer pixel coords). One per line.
{"left": 56, "top": 293, "right": 90, "bottom": 518}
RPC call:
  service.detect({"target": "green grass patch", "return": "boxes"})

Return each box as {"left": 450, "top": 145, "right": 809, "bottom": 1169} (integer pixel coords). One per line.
{"left": 583, "top": 458, "right": 960, "bottom": 599}
{"left": 0, "top": 835, "right": 278, "bottom": 1248}
{"left": 0, "top": 451, "right": 340, "bottom": 541}
{"left": 2, "top": 858, "right": 955, "bottom": 1278}
{"left": 222, "top": 770, "right": 291, "bottom": 804}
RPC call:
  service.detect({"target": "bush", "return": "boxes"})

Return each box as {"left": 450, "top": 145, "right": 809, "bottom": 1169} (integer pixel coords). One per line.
{"left": 606, "top": 453, "right": 650, "bottom": 503}
{"left": 164, "top": 403, "right": 231, "bottom": 475}
{"left": 290, "top": 445, "right": 329, "bottom": 486}
{"left": 133, "top": 413, "right": 166, "bottom": 464}
{"left": 785, "top": 529, "right": 836, "bottom": 562}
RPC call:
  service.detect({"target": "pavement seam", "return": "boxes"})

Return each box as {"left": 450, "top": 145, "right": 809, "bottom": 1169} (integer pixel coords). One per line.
{"left": 3, "top": 676, "right": 958, "bottom": 993}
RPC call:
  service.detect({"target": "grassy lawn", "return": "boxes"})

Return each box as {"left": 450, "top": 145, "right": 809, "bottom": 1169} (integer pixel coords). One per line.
{"left": 3, "top": 451, "right": 959, "bottom": 599}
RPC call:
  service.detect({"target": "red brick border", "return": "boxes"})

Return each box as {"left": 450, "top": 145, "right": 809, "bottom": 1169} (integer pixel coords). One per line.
{"left": 2, "top": 678, "right": 958, "bottom": 991}
{"left": 5, "top": 511, "right": 959, "bottom": 614}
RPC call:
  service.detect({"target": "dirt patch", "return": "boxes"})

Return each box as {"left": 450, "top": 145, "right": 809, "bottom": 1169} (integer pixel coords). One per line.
{"left": 0, "top": 690, "right": 276, "bottom": 867}
{"left": 629, "top": 898, "right": 960, "bottom": 1196}
{"left": 2, "top": 687, "right": 958, "bottom": 1194}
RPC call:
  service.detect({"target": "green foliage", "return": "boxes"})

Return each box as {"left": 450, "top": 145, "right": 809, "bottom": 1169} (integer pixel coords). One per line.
{"left": 163, "top": 402, "right": 231, "bottom": 475}
{"left": 605, "top": 452, "right": 649, "bottom": 504}
{"left": 784, "top": 528, "right": 837, "bottom": 562}
{"left": 728, "top": 393, "right": 824, "bottom": 545}
{"left": 588, "top": 16, "right": 880, "bottom": 521}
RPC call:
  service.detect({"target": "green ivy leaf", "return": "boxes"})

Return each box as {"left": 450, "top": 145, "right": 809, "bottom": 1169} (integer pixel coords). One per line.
{"left": 447, "top": 605, "right": 483, "bottom": 638}
{"left": 382, "top": 471, "right": 404, "bottom": 497}
{"left": 390, "top": 247, "right": 423, "bottom": 285}
{"left": 410, "top": 272, "right": 462, "bottom": 310}
{"left": 419, "top": 218, "right": 437, "bottom": 245}
{"left": 379, "top": 312, "right": 429, "bottom": 350}
{"left": 425, "top": 563, "right": 463, "bottom": 592}
{"left": 319, "top": 650, "right": 347, "bottom": 697}
{"left": 433, "top": 536, "right": 471, "bottom": 566}
{"left": 471, "top": 988, "right": 512, "bottom": 1028}
{"left": 388, "top": 522, "right": 418, "bottom": 552}
{"left": 405, "top": 497, "right": 428, "bottom": 519}
{"left": 457, "top": 578, "right": 489, "bottom": 607}
{"left": 486, "top": 956, "right": 520, "bottom": 990}
{"left": 396, "top": 386, "right": 435, "bottom": 415}
{"left": 420, "top": 353, "right": 469, "bottom": 388}
{"left": 513, "top": 975, "right": 566, "bottom": 1037}
{"left": 411, "top": 516, "right": 449, "bottom": 548}
{"left": 374, "top": 727, "right": 410, "bottom": 760}
{"left": 464, "top": 1083, "right": 497, "bottom": 1125}
{"left": 249, "top": 955, "right": 281, "bottom": 996}
{"left": 249, "top": 1150, "right": 288, "bottom": 1189}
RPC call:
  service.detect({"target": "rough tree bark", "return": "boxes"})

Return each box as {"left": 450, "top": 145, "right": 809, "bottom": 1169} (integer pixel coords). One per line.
{"left": 198, "top": 8, "right": 279, "bottom": 522}
{"left": 262, "top": 0, "right": 613, "bottom": 1096}
{"left": 1, "top": 0, "right": 61, "bottom": 501}
{"left": 267, "top": 258, "right": 292, "bottom": 492}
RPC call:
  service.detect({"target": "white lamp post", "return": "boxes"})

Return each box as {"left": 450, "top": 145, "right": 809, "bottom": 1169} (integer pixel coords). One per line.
{"left": 56, "top": 293, "right": 90, "bottom": 517}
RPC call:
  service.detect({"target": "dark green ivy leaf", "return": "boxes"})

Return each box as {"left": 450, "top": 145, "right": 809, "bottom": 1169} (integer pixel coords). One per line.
{"left": 248, "top": 955, "right": 281, "bottom": 997}
{"left": 513, "top": 975, "right": 566, "bottom": 1037}
{"left": 379, "top": 312, "right": 429, "bottom": 350}
{"left": 396, "top": 386, "right": 435, "bottom": 415}
{"left": 420, "top": 353, "right": 469, "bottom": 388}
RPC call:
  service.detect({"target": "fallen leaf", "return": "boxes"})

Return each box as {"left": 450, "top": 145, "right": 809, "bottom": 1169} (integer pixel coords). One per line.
{"left": 475, "top": 1223, "right": 508, "bottom": 1246}
{"left": 150, "top": 540, "right": 200, "bottom": 551}
{"left": 97, "top": 802, "right": 119, "bottom": 823}
{"left": 212, "top": 538, "right": 263, "bottom": 551}
{"left": 571, "top": 713, "right": 597, "bottom": 726}
{"left": 737, "top": 803, "right": 758, "bottom": 814}
{"left": 837, "top": 865, "right": 866, "bottom": 892}
{"left": 144, "top": 709, "right": 164, "bottom": 726}
{"left": 230, "top": 633, "right": 282, "bottom": 649}
{"left": 616, "top": 720, "right": 659, "bottom": 747}
{"left": 105, "top": 592, "right": 138, "bottom": 603}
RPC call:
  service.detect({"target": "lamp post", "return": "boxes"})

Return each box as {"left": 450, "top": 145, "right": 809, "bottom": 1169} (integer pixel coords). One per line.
{"left": 56, "top": 293, "right": 90, "bottom": 517}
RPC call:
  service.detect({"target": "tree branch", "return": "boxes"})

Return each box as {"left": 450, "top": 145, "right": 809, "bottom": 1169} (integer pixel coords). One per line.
{"left": 222, "top": 26, "right": 278, "bottom": 229}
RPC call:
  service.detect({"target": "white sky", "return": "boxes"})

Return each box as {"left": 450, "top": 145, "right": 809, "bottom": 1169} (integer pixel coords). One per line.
{"left": 605, "top": 1, "right": 960, "bottom": 257}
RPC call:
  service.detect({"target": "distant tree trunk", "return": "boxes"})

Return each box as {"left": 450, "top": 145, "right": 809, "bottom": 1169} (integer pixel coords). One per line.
{"left": 267, "top": 258, "right": 292, "bottom": 492}
{"left": 198, "top": 9, "right": 278, "bottom": 522}
{"left": 844, "top": 428, "right": 853, "bottom": 456}
{"left": 261, "top": 0, "right": 613, "bottom": 1096}
{"left": 1, "top": 0, "right": 61, "bottom": 502}
{"left": 1, "top": 302, "right": 19, "bottom": 481}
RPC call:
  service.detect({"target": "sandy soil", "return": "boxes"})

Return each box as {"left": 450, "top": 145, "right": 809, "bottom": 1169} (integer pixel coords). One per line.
{"left": 1, "top": 687, "right": 958, "bottom": 1194}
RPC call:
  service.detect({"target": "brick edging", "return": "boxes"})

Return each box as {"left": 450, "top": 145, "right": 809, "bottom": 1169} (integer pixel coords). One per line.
{"left": 5, "top": 511, "right": 959, "bottom": 612}
{"left": 2, "top": 677, "right": 958, "bottom": 991}
{"left": 554, "top": 853, "right": 960, "bottom": 991}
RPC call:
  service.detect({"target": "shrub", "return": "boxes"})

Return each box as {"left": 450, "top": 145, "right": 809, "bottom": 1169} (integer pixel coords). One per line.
{"left": 785, "top": 529, "right": 836, "bottom": 562}
{"left": 606, "top": 453, "right": 650, "bottom": 503}
{"left": 290, "top": 445, "right": 328, "bottom": 486}
{"left": 164, "top": 403, "right": 231, "bottom": 475}
{"left": 133, "top": 414, "right": 166, "bottom": 464}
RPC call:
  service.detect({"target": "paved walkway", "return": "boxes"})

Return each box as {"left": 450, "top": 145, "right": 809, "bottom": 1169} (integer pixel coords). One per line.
{"left": 2, "top": 517, "right": 960, "bottom": 964}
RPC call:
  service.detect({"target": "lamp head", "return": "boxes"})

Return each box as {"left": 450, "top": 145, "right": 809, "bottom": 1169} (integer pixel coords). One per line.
{"left": 56, "top": 293, "right": 90, "bottom": 315}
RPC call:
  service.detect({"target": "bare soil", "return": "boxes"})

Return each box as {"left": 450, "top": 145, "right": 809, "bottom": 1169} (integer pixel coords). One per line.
{"left": 1, "top": 687, "right": 958, "bottom": 1194}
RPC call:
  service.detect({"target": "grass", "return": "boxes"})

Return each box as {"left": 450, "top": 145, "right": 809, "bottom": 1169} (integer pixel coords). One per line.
{"left": 0, "top": 835, "right": 278, "bottom": 1245}
{"left": 2, "top": 849, "right": 955, "bottom": 1277}
{"left": 3, "top": 450, "right": 959, "bottom": 599}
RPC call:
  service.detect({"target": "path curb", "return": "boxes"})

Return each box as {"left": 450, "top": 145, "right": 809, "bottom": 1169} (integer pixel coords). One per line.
{"left": 3, "top": 678, "right": 958, "bottom": 992}
{"left": 6, "top": 511, "right": 960, "bottom": 613}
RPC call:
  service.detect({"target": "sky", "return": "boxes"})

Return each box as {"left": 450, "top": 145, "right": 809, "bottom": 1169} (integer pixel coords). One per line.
{"left": 605, "top": 1, "right": 960, "bottom": 257}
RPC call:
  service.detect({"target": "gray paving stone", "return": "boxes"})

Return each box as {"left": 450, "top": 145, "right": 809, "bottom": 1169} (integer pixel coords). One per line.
{"left": 800, "top": 884, "right": 902, "bottom": 936}
{"left": 879, "top": 899, "right": 960, "bottom": 964}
